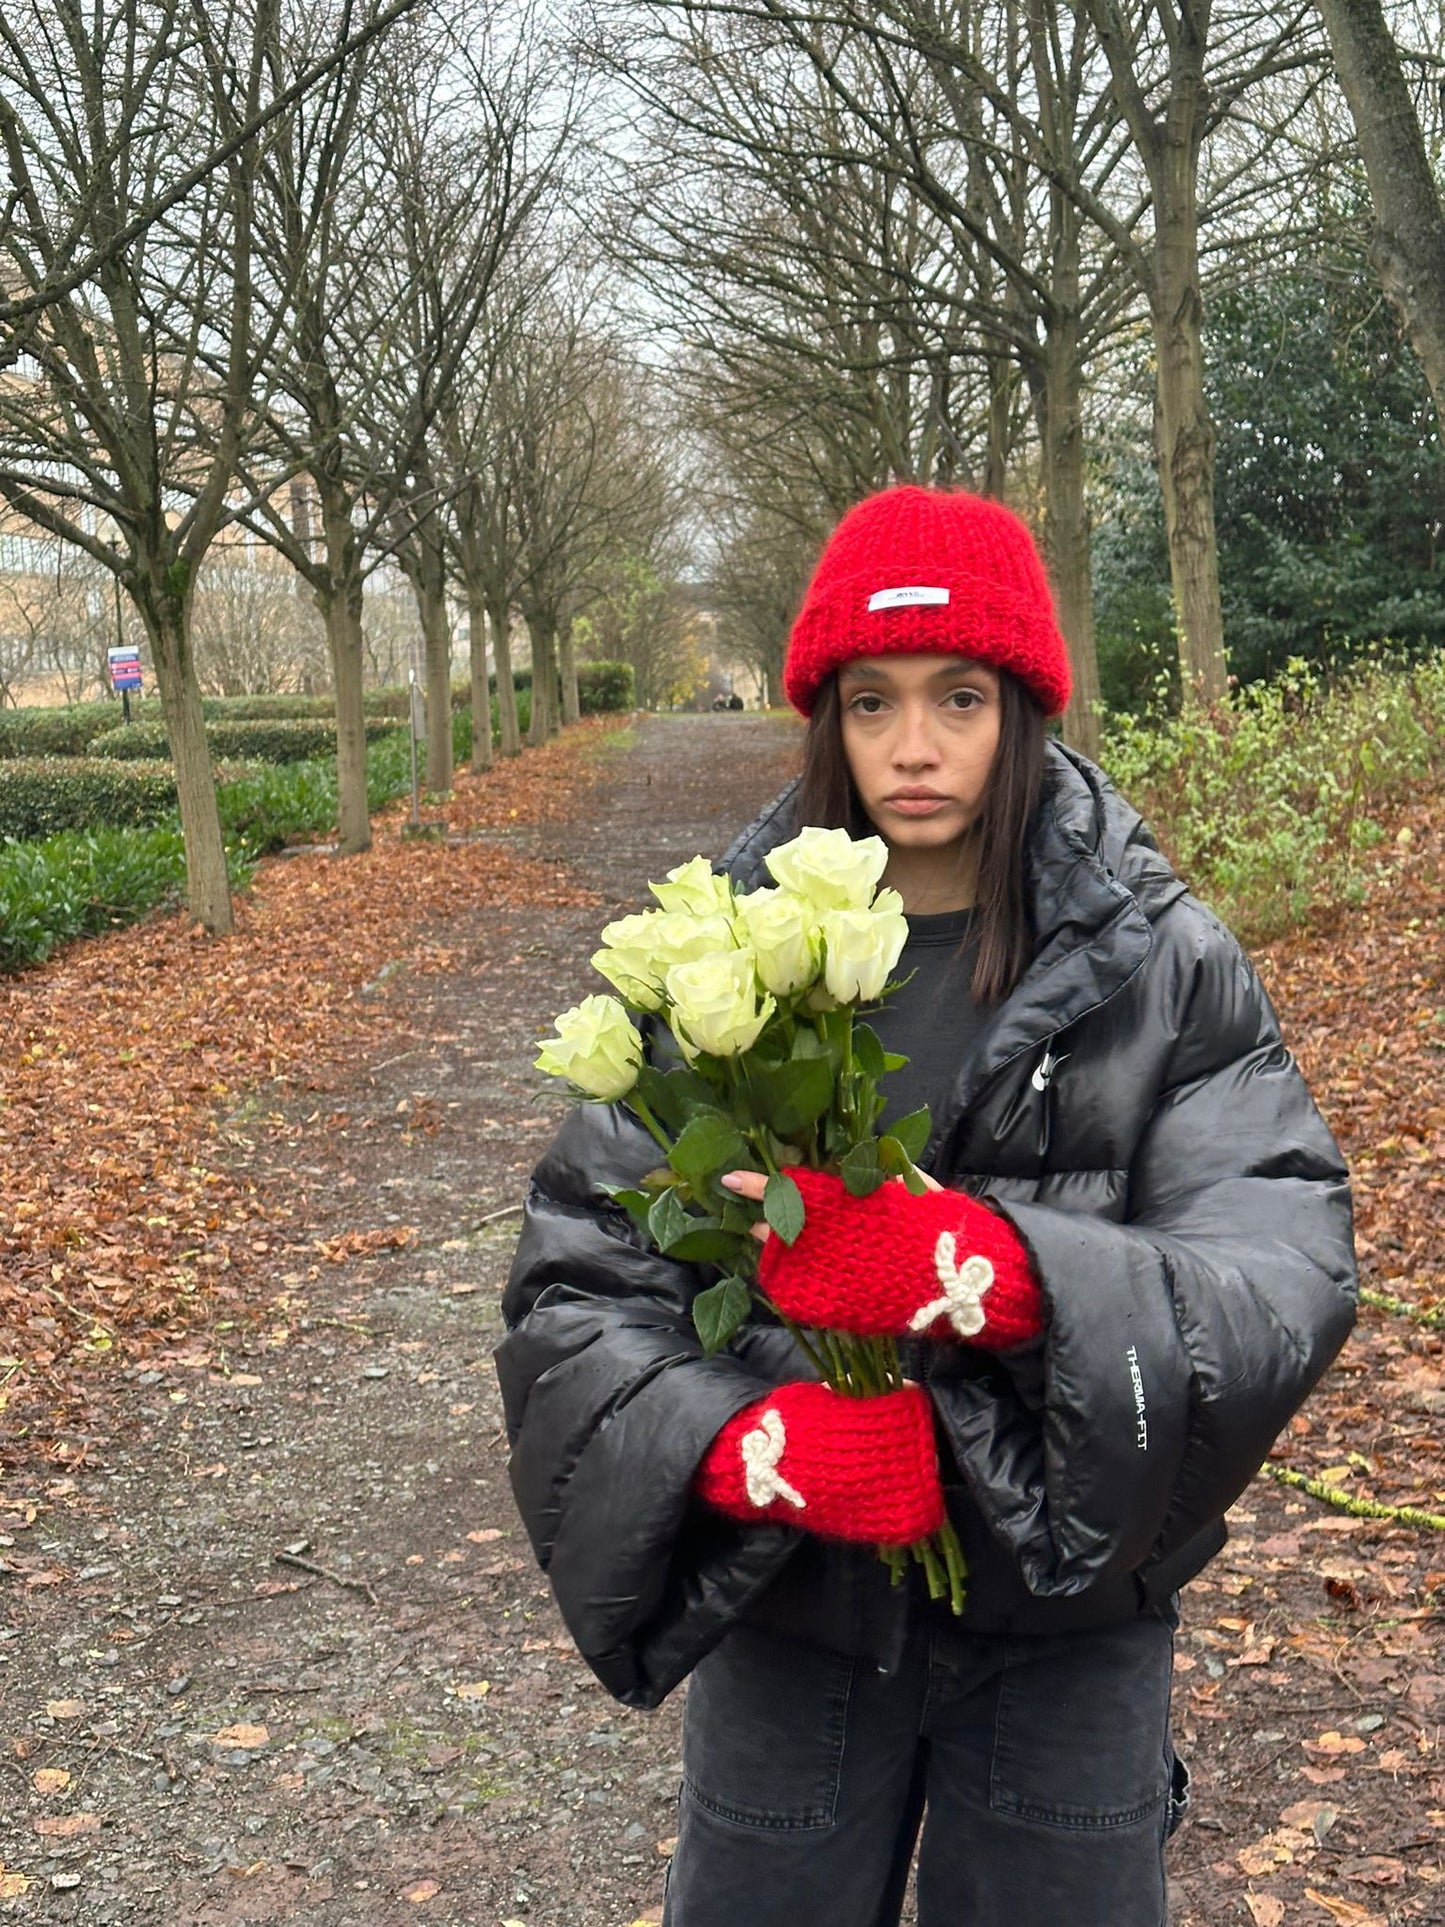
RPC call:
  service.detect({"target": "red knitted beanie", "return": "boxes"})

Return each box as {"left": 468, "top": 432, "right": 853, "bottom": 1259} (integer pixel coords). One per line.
{"left": 784, "top": 485, "right": 1071, "bottom": 718}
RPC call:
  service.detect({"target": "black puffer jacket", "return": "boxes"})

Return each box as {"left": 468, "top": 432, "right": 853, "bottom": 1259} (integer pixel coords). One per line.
{"left": 496, "top": 746, "right": 1357, "bottom": 1708}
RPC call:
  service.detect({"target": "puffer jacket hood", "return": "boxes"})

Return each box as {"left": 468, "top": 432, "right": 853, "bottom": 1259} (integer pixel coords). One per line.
{"left": 497, "top": 744, "right": 1357, "bottom": 1707}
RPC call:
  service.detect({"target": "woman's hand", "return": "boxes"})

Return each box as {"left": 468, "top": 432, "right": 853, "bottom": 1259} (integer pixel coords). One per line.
{"left": 721, "top": 1165, "right": 1043, "bottom": 1348}
{"left": 721, "top": 1163, "right": 943, "bottom": 1244}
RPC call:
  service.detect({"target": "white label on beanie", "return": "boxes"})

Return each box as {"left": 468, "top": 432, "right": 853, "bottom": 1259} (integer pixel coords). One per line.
{"left": 867, "top": 585, "right": 950, "bottom": 611}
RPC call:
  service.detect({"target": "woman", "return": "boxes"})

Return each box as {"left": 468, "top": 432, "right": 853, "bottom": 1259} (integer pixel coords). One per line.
{"left": 496, "top": 486, "right": 1357, "bottom": 1926}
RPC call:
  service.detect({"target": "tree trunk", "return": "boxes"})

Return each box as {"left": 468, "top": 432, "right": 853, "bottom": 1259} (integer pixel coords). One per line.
{"left": 1038, "top": 252, "right": 1102, "bottom": 760}
{"left": 319, "top": 487, "right": 371, "bottom": 854}
{"left": 558, "top": 617, "right": 580, "bottom": 725}
{"left": 1314, "top": 0, "right": 1445, "bottom": 425}
{"left": 983, "top": 349, "right": 1013, "bottom": 501}
{"left": 406, "top": 523, "right": 454, "bottom": 792}
{"left": 139, "top": 583, "right": 233, "bottom": 934}
{"left": 489, "top": 595, "right": 522, "bottom": 756}
{"left": 467, "top": 579, "right": 493, "bottom": 773}
{"left": 321, "top": 577, "right": 371, "bottom": 854}
{"left": 527, "top": 614, "right": 558, "bottom": 745}
{"left": 1150, "top": 78, "right": 1228, "bottom": 705}
{"left": 1151, "top": 242, "right": 1227, "bottom": 704}
{"left": 1083, "top": 0, "right": 1228, "bottom": 705}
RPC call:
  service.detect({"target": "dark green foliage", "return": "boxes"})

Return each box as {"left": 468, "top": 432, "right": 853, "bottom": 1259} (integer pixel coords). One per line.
{"left": 0, "top": 700, "right": 162, "bottom": 758}
{"left": 88, "top": 718, "right": 404, "bottom": 763}
{"left": 0, "top": 758, "right": 181, "bottom": 839}
{"left": 217, "top": 732, "right": 415, "bottom": 855}
{"left": 1092, "top": 237, "right": 1445, "bottom": 708}
{"left": 0, "top": 828, "right": 193, "bottom": 970}
{"left": 577, "top": 660, "right": 635, "bottom": 711}
{"left": 1208, "top": 258, "right": 1445, "bottom": 683}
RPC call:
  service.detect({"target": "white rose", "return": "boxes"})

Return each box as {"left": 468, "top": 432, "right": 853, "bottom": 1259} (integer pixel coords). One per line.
{"left": 649, "top": 856, "right": 736, "bottom": 917}
{"left": 591, "top": 911, "right": 666, "bottom": 1009}
{"left": 592, "top": 909, "right": 737, "bottom": 1009}
{"left": 764, "top": 825, "right": 890, "bottom": 911}
{"left": 819, "top": 895, "right": 909, "bottom": 1003}
{"left": 665, "top": 950, "right": 776, "bottom": 1060}
{"left": 733, "top": 887, "right": 821, "bottom": 997}
{"left": 535, "top": 995, "right": 643, "bottom": 1101}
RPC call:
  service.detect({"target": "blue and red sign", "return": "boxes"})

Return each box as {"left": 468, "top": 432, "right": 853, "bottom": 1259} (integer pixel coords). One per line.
{"left": 108, "top": 646, "right": 143, "bottom": 693}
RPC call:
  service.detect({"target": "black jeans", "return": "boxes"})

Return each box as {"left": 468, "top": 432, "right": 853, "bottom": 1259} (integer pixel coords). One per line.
{"left": 663, "top": 1610, "right": 1186, "bottom": 1927}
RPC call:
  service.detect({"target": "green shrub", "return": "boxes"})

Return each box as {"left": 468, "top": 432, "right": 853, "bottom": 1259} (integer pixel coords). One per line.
{"left": 216, "top": 730, "right": 418, "bottom": 855}
{"left": 0, "top": 758, "right": 181, "bottom": 839}
{"left": 0, "top": 700, "right": 168, "bottom": 758}
{"left": 0, "top": 827, "right": 257, "bottom": 973}
{"left": 1103, "top": 651, "right": 1445, "bottom": 944}
{"left": 88, "top": 717, "right": 404, "bottom": 763}
{"left": 578, "top": 660, "right": 635, "bottom": 712}
{"left": 203, "top": 693, "right": 334, "bottom": 721}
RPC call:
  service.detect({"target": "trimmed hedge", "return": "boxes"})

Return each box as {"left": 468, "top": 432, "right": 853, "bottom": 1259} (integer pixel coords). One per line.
{"left": 88, "top": 717, "right": 404, "bottom": 763}
{"left": 369, "top": 659, "right": 634, "bottom": 718}
{"left": 0, "top": 700, "right": 164, "bottom": 758}
{"left": 0, "top": 758, "right": 181, "bottom": 840}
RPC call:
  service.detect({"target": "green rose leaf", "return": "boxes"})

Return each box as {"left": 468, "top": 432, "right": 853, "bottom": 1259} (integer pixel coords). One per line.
{"left": 763, "top": 1170, "right": 806, "bottom": 1245}
{"left": 647, "top": 1186, "right": 691, "bottom": 1252}
{"left": 692, "top": 1274, "right": 754, "bottom": 1356}
{"left": 879, "top": 1136, "right": 930, "bottom": 1195}
{"left": 602, "top": 1185, "right": 652, "bottom": 1227}
{"left": 852, "top": 1022, "right": 888, "bottom": 1080}
{"left": 641, "top": 1062, "right": 722, "bottom": 1133}
{"left": 882, "top": 1052, "right": 908, "bottom": 1072}
{"left": 890, "top": 1106, "right": 932, "bottom": 1161}
{"left": 720, "top": 1198, "right": 758, "bottom": 1235}
{"left": 667, "top": 1220, "right": 746, "bottom": 1263}
{"left": 667, "top": 1109, "right": 750, "bottom": 1191}
{"left": 840, "top": 1138, "right": 886, "bottom": 1197}
{"left": 752, "top": 1054, "right": 834, "bottom": 1135}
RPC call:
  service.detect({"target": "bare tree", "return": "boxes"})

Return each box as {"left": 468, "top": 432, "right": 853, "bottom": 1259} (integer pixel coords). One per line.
{"left": 0, "top": 0, "right": 422, "bottom": 332}
{"left": 0, "top": 0, "right": 298, "bottom": 928}
{"left": 1313, "top": 0, "right": 1445, "bottom": 423}
{"left": 235, "top": 0, "right": 564, "bottom": 837}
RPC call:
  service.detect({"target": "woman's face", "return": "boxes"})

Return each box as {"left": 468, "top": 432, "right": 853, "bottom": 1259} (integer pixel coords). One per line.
{"left": 838, "top": 654, "right": 1002, "bottom": 861}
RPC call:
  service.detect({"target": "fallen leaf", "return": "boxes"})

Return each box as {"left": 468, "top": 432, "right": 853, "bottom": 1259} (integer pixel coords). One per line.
{"left": 454, "top": 1681, "right": 490, "bottom": 1700}
{"left": 1245, "top": 1897, "right": 1285, "bottom": 1927}
{"left": 1238, "top": 1829, "right": 1306, "bottom": 1875}
{"left": 0, "top": 1868, "right": 30, "bottom": 1897}
{"left": 44, "top": 1698, "right": 85, "bottom": 1720}
{"left": 32, "top": 1768, "right": 70, "bottom": 1794}
{"left": 33, "top": 1814, "right": 101, "bottom": 1838}
{"left": 1282, "top": 1800, "right": 1340, "bottom": 1842}
{"left": 210, "top": 1723, "right": 269, "bottom": 1749}
{"left": 1304, "top": 1892, "right": 1385, "bottom": 1926}
{"left": 402, "top": 1879, "right": 441, "bottom": 1903}
{"left": 1341, "top": 1857, "right": 1405, "bottom": 1886}
{"left": 1303, "top": 1731, "right": 1366, "bottom": 1758}
{"left": 465, "top": 1528, "right": 503, "bottom": 1544}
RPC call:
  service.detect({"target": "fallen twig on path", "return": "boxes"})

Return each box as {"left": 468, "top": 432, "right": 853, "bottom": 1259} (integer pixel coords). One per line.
{"left": 1259, "top": 1461, "right": 1445, "bottom": 1529}
{"left": 475, "top": 1202, "right": 524, "bottom": 1227}
{"left": 273, "top": 1549, "right": 380, "bottom": 1606}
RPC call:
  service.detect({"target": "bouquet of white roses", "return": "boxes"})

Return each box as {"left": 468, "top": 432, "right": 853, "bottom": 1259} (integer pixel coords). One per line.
{"left": 534, "top": 825, "right": 967, "bottom": 1612}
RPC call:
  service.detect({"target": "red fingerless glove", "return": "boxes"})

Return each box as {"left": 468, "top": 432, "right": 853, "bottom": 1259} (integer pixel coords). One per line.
{"left": 695, "top": 1381, "right": 944, "bottom": 1546}
{"left": 758, "top": 1168, "right": 1044, "bottom": 1349}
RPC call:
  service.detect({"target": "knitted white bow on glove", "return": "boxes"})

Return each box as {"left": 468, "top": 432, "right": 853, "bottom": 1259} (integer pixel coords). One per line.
{"left": 908, "top": 1231, "right": 995, "bottom": 1339}
{"left": 740, "top": 1407, "right": 806, "bottom": 1511}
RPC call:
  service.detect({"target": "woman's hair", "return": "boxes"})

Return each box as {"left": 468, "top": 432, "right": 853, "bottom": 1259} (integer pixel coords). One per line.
{"left": 794, "top": 669, "right": 1048, "bottom": 1004}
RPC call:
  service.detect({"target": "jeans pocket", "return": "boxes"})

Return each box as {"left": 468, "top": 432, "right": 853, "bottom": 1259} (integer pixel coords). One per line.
{"left": 989, "top": 1619, "right": 1174, "bottom": 1831}
{"left": 681, "top": 1624, "right": 854, "bottom": 1832}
